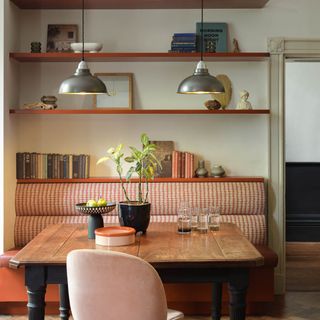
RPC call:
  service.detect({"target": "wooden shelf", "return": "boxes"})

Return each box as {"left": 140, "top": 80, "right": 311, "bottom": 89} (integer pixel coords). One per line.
{"left": 10, "top": 52, "right": 270, "bottom": 63}
{"left": 10, "top": 109, "right": 270, "bottom": 115}
{"left": 11, "top": 0, "right": 270, "bottom": 10}
{"left": 17, "top": 177, "right": 264, "bottom": 184}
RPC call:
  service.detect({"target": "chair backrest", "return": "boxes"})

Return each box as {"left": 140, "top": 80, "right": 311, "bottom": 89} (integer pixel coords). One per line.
{"left": 67, "top": 249, "right": 168, "bottom": 320}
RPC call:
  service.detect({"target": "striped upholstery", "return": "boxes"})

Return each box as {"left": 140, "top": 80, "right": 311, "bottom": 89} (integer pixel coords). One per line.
{"left": 14, "top": 181, "right": 267, "bottom": 247}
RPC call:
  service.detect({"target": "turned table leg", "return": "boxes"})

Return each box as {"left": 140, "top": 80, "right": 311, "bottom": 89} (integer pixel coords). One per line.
{"left": 228, "top": 270, "right": 249, "bottom": 320}
{"left": 211, "top": 282, "right": 222, "bottom": 320}
{"left": 27, "top": 285, "right": 46, "bottom": 320}
{"left": 59, "top": 284, "right": 70, "bottom": 320}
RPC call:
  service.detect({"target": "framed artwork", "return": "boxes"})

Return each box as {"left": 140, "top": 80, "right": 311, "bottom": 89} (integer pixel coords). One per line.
{"left": 196, "top": 22, "right": 228, "bottom": 53}
{"left": 93, "top": 73, "right": 133, "bottom": 109}
{"left": 149, "top": 141, "right": 174, "bottom": 178}
{"left": 47, "top": 24, "right": 78, "bottom": 52}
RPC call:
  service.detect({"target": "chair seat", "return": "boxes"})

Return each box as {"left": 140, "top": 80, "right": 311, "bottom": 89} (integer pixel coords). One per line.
{"left": 167, "top": 308, "right": 184, "bottom": 320}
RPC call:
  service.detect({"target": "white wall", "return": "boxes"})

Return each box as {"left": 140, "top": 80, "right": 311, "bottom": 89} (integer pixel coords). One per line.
{"left": 6, "top": 0, "right": 320, "bottom": 252}
{"left": 285, "top": 61, "right": 320, "bottom": 162}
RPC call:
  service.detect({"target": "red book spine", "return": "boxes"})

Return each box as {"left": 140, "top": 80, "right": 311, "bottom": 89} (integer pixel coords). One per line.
{"left": 185, "top": 152, "right": 190, "bottom": 178}
{"left": 172, "top": 151, "right": 178, "bottom": 178}
{"left": 177, "top": 151, "right": 181, "bottom": 178}
{"left": 181, "top": 152, "right": 186, "bottom": 178}
{"left": 190, "top": 153, "right": 194, "bottom": 178}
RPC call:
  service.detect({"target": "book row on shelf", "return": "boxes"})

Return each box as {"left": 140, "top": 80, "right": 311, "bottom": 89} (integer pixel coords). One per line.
{"left": 169, "top": 33, "right": 197, "bottom": 53}
{"left": 172, "top": 151, "right": 194, "bottom": 178}
{"left": 16, "top": 153, "right": 90, "bottom": 179}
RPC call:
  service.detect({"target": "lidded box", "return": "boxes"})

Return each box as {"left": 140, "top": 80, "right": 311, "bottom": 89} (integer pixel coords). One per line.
{"left": 95, "top": 226, "right": 135, "bottom": 246}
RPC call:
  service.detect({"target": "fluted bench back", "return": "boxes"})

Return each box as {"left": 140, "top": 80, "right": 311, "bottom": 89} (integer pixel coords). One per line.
{"left": 15, "top": 180, "right": 266, "bottom": 247}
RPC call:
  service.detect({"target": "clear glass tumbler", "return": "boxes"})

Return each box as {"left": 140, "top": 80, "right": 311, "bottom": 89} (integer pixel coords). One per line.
{"left": 197, "top": 207, "right": 209, "bottom": 233}
{"left": 208, "top": 206, "right": 221, "bottom": 231}
{"left": 177, "top": 202, "right": 192, "bottom": 234}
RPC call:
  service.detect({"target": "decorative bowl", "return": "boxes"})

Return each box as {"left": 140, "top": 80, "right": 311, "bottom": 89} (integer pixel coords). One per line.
{"left": 75, "top": 202, "right": 116, "bottom": 215}
{"left": 71, "top": 42, "right": 103, "bottom": 53}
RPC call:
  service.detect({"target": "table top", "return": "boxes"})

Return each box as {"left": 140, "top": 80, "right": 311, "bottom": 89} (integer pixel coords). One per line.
{"left": 9, "top": 223, "right": 264, "bottom": 269}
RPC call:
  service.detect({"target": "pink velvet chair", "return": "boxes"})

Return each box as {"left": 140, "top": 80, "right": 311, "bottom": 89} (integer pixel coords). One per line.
{"left": 67, "top": 249, "right": 184, "bottom": 320}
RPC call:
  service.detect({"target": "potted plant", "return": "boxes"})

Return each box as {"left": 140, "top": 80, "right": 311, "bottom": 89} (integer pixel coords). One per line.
{"left": 97, "top": 133, "right": 161, "bottom": 233}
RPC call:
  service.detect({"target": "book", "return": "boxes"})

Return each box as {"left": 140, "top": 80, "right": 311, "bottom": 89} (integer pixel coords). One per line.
{"left": 149, "top": 141, "right": 174, "bottom": 178}
{"left": 16, "top": 153, "right": 24, "bottom": 179}
{"left": 72, "top": 155, "right": 80, "bottom": 178}
{"left": 25, "top": 153, "right": 31, "bottom": 179}
{"left": 196, "top": 22, "right": 228, "bottom": 53}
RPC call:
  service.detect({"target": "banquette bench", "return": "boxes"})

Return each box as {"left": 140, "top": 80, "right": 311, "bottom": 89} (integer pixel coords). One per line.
{"left": 0, "top": 178, "right": 277, "bottom": 315}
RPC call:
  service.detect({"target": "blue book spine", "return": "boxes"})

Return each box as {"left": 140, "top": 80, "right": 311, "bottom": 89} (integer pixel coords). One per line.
{"left": 173, "top": 33, "right": 196, "bottom": 37}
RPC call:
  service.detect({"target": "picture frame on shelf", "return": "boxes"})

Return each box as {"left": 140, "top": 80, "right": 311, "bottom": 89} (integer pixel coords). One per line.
{"left": 93, "top": 73, "right": 133, "bottom": 109}
{"left": 46, "top": 24, "right": 78, "bottom": 52}
{"left": 196, "top": 22, "right": 228, "bottom": 53}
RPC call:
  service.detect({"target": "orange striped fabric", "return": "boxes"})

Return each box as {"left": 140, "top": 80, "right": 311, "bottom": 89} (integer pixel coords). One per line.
{"left": 14, "top": 181, "right": 267, "bottom": 247}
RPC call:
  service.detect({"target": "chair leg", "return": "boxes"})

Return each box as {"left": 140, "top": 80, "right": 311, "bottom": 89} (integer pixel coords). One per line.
{"left": 211, "top": 282, "right": 222, "bottom": 320}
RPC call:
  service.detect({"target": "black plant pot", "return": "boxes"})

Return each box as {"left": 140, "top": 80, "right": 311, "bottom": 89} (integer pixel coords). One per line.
{"left": 118, "top": 202, "right": 151, "bottom": 233}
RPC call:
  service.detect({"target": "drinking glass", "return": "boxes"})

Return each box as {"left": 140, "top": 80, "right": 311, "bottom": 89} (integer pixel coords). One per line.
{"left": 208, "top": 206, "right": 221, "bottom": 231}
{"left": 177, "top": 202, "right": 191, "bottom": 234}
{"left": 197, "top": 207, "right": 209, "bottom": 233}
{"left": 191, "top": 207, "right": 199, "bottom": 231}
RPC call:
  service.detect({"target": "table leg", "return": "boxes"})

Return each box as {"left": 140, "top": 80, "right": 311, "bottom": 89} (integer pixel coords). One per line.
{"left": 59, "top": 284, "right": 71, "bottom": 320}
{"left": 211, "top": 282, "right": 222, "bottom": 320}
{"left": 27, "top": 285, "right": 46, "bottom": 320}
{"left": 228, "top": 270, "right": 249, "bottom": 320}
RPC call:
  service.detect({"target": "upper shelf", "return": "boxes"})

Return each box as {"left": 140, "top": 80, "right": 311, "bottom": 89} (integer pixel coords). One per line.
{"left": 10, "top": 52, "right": 270, "bottom": 63}
{"left": 11, "top": 0, "right": 270, "bottom": 9}
{"left": 10, "top": 109, "right": 270, "bottom": 115}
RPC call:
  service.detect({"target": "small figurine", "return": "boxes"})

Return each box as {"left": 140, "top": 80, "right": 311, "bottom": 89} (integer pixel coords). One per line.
{"left": 204, "top": 99, "right": 221, "bottom": 110}
{"left": 233, "top": 38, "right": 240, "bottom": 53}
{"left": 23, "top": 96, "right": 57, "bottom": 110}
{"left": 236, "top": 90, "right": 252, "bottom": 110}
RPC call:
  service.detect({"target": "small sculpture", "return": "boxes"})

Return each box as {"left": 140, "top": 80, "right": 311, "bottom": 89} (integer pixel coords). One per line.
{"left": 23, "top": 96, "right": 58, "bottom": 110}
{"left": 204, "top": 99, "right": 221, "bottom": 110}
{"left": 236, "top": 90, "right": 252, "bottom": 110}
{"left": 30, "top": 42, "right": 41, "bottom": 53}
{"left": 233, "top": 38, "right": 240, "bottom": 53}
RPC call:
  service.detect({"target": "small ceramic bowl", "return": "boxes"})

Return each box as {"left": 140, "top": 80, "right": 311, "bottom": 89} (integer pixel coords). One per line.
{"left": 95, "top": 226, "right": 136, "bottom": 246}
{"left": 71, "top": 42, "right": 103, "bottom": 53}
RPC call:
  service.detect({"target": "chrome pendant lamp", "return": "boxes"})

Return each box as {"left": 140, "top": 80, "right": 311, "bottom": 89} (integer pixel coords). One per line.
{"left": 177, "top": 0, "right": 224, "bottom": 94}
{"left": 59, "top": 0, "right": 107, "bottom": 95}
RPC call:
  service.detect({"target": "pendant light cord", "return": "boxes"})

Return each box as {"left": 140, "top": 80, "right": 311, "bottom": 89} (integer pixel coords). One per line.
{"left": 200, "top": 0, "right": 203, "bottom": 61}
{"left": 82, "top": 0, "right": 85, "bottom": 61}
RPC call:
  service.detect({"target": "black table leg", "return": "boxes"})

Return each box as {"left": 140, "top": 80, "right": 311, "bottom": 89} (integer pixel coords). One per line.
{"left": 25, "top": 266, "right": 47, "bottom": 320}
{"left": 228, "top": 270, "right": 249, "bottom": 320}
{"left": 211, "top": 282, "right": 222, "bottom": 320}
{"left": 59, "top": 284, "right": 70, "bottom": 320}
{"left": 27, "top": 285, "right": 46, "bottom": 320}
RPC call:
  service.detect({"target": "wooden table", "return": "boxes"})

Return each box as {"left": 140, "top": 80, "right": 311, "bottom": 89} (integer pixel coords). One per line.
{"left": 10, "top": 223, "right": 264, "bottom": 320}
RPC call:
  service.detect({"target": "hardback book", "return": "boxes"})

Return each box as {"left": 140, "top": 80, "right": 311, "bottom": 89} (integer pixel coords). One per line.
{"left": 149, "top": 141, "right": 174, "bottom": 178}
{"left": 16, "top": 153, "right": 24, "bottom": 179}
{"left": 196, "top": 22, "right": 228, "bottom": 53}
{"left": 25, "top": 153, "right": 31, "bottom": 179}
{"left": 47, "top": 154, "right": 53, "bottom": 179}
{"left": 72, "top": 155, "right": 80, "bottom": 179}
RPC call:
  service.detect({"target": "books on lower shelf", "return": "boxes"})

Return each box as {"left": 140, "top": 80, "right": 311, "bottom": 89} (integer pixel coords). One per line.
{"left": 172, "top": 151, "right": 194, "bottom": 178}
{"left": 16, "top": 152, "right": 90, "bottom": 179}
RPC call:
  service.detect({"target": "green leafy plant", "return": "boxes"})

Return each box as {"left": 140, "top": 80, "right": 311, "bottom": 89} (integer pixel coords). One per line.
{"left": 97, "top": 133, "right": 161, "bottom": 203}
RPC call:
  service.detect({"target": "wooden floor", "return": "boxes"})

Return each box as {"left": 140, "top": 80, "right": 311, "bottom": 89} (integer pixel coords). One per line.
{"left": 1, "top": 242, "right": 319, "bottom": 319}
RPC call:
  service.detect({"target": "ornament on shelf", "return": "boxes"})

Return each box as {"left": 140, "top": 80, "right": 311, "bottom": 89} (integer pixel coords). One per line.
{"left": 30, "top": 42, "right": 41, "bottom": 53}
{"left": 23, "top": 96, "right": 58, "bottom": 110}
{"left": 204, "top": 99, "right": 221, "bottom": 110}
{"left": 236, "top": 90, "right": 252, "bottom": 110}
{"left": 210, "top": 74, "right": 232, "bottom": 110}
{"left": 195, "top": 160, "right": 208, "bottom": 178}
{"left": 233, "top": 38, "right": 240, "bottom": 53}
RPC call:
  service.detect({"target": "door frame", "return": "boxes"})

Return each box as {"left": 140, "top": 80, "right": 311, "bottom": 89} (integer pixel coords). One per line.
{"left": 268, "top": 38, "right": 320, "bottom": 293}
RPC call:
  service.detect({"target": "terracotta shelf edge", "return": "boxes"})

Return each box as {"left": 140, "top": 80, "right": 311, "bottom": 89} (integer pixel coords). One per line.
{"left": 17, "top": 177, "right": 265, "bottom": 183}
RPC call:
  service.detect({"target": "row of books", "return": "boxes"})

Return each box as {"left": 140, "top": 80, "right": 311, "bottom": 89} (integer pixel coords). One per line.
{"left": 172, "top": 151, "right": 194, "bottom": 178}
{"left": 169, "top": 33, "right": 197, "bottom": 53}
{"left": 16, "top": 153, "right": 90, "bottom": 179}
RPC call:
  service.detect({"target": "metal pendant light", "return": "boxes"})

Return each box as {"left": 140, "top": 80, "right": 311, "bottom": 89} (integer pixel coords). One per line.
{"left": 59, "top": 0, "right": 107, "bottom": 95}
{"left": 177, "top": 0, "right": 224, "bottom": 94}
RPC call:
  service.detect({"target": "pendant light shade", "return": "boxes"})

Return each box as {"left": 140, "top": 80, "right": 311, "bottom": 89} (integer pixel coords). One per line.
{"left": 177, "top": 0, "right": 224, "bottom": 95}
{"left": 177, "top": 61, "right": 224, "bottom": 94}
{"left": 59, "top": 61, "right": 107, "bottom": 95}
{"left": 59, "top": 0, "right": 107, "bottom": 95}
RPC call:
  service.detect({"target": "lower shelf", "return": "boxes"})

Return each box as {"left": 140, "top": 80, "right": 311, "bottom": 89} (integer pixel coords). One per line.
{"left": 10, "top": 109, "right": 270, "bottom": 115}
{"left": 16, "top": 177, "right": 264, "bottom": 183}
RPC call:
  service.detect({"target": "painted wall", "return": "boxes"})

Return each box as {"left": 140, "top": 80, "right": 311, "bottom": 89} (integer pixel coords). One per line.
{"left": 286, "top": 61, "right": 320, "bottom": 162}
{"left": 5, "top": 1, "right": 320, "bottom": 284}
